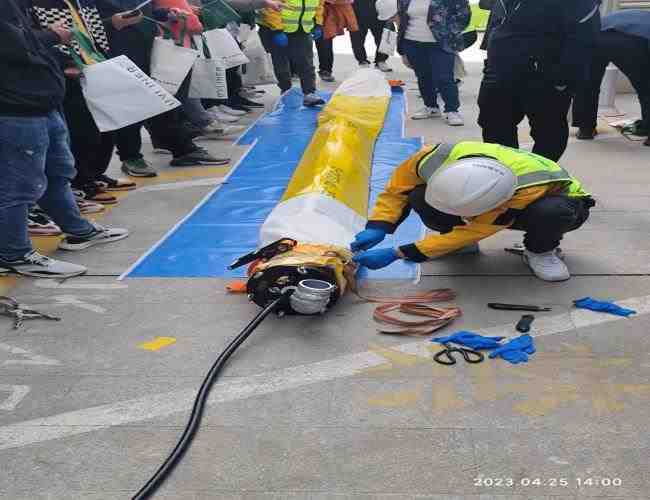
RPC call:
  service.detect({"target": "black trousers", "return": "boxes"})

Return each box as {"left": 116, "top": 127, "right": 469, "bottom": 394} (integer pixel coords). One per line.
{"left": 259, "top": 26, "right": 317, "bottom": 94}
{"left": 478, "top": 77, "right": 573, "bottom": 162}
{"left": 316, "top": 37, "right": 334, "bottom": 73}
{"left": 63, "top": 79, "right": 114, "bottom": 188}
{"left": 408, "top": 185, "right": 592, "bottom": 254}
{"left": 349, "top": 0, "right": 388, "bottom": 64}
{"left": 107, "top": 28, "right": 196, "bottom": 160}
{"left": 572, "top": 30, "right": 650, "bottom": 131}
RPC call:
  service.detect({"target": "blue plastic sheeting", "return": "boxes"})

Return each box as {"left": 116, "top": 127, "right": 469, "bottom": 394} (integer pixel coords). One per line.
{"left": 126, "top": 87, "right": 423, "bottom": 280}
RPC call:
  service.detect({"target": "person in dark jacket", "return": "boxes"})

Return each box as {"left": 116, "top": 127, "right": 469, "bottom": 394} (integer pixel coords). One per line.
{"left": 477, "top": 0, "right": 601, "bottom": 162}
{"left": 0, "top": 0, "right": 128, "bottom": 278}
{"left": 349, "top": 0, "right": 393, "bottom": 71}
{"left": 572, "top": 9, "right": 650, "bottom": 146}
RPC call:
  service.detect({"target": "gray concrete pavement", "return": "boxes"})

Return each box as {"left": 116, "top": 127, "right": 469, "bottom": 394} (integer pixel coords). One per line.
{"left": 1, "top": 36, "right": 649, "bottom": 500}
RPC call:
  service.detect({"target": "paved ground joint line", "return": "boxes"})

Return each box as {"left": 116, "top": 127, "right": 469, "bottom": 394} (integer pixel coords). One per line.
{"left": 0, "top": 294, "right": 648, "bottom": 451}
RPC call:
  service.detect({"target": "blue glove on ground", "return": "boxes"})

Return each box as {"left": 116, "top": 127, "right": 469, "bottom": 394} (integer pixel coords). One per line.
{"left": 351, "top": 228, "right": 386, "bottom": 252}
{"left": 352, "top": 248, "right": 399, "bottom": 270}
{"left": 312, "top": 25, "right": 323, "bottom": 40}
{"left": 273, "top": 32, "right": 289, "bottom": 47}
{"left": 432, "top": 331, "right": 505, "bottom": 350}
{"left": 489, "top": 334, "right": 536, "bottom": 364}
{"left": 574, "top": 297, "right": 636, "bottom": 317}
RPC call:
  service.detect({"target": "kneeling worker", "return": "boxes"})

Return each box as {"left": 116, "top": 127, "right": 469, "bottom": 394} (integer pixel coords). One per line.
{"left": 351, "top": 142, "right": 594, "bottom": 282}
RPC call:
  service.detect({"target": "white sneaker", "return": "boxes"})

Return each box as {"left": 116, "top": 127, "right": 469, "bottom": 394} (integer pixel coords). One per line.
{"left": 59, "top": 224, "right": 129, "bottom": 251}
{"left": 375, "top": 61, "right": 393, "bottom": 73}
{"left": 523, "top": 249, "right": 570, "bottom": 282}
{"left": 411, "top": 106, "right": 441, "bottom": 120}
{"left": 218, "top": 105, "right": 248, "bottom": 117}
{"left": 0, "top": 250, "right": 87, "bottom": 278}
{"left": 198, "top": 121, "right": 246, "bottom": 139}
{"left": 446, "top": 112, "right": 464, "bottom": 126}
{"left": 208, "top": 110, "right": 240, "bottom": 123}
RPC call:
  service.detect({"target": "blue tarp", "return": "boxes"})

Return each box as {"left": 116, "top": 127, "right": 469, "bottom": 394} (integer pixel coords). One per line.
{"left": 126, "top": 87, "right": 423, "bottom": 280}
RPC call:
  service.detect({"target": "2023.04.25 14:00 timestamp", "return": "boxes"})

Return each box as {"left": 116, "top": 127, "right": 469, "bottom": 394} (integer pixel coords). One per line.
{"left": 473, "top": 477, "right": 623, "bottom": 488}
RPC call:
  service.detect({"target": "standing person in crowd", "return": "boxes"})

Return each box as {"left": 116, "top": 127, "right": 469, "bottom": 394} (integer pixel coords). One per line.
{"left": 258, "top": 0, "right": 327, "bottom": 106}
{"left": 572, "top": 9, "right": 650, "bottom": 147}
{"left": 31, "top": 0, "right": 136, "bottom": 212}
{"left": 97, "top": 0, "right": 228, "bottom": 176}
{"left": 478, "top": 0, "right": 601, "bottom": 162}
{"left": 1, "top": 0, "right": 129, "bottom": 278}
{"left": 350, "top": 0, "right": 393, "bottom": 72}
{"left": 397, "top": 0, "right": 470, "bottom": 126}
{"left": 316, "top": 0, "right": 359, "bottom": 82}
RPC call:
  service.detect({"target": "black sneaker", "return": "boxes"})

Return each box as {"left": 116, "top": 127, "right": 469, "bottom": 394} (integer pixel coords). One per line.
{"left": 59, "top": 224, "right": 129, "bottom": 251}
{"left": 170, "top": 147, "right": 230, "bottom": 167}
{"left": 0, "top": 251, "right": 87, "bottom": 278}
{"left": 233, "top": 95, "right": 265, "bottom": 109}
{"left": 621, "top": 119, "right": 649, "bottom": 137}
{"left": 319, "top": 71, "right": 336, "bottom": 82}
{"left": 576, "top": 127, "right": 596, "bottom": 140}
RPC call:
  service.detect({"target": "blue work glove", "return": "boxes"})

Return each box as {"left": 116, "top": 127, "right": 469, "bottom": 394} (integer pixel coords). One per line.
{"left": 273, "top": 32, "right": 289, "bottom": 47}
{"left": 489, "top": 335, "right": 536, "bottom": 364}
{"left": 433, "top": 331, "right": 505, "bottom": 350}
{"left": 574, "top": 297, "right": 636, "bottom": 317}
{"left": 312, "top": 25, "right": 323, "bottom": 40}
{"left": 353, "top": 248, "right": 399, "bottom": 270}
{"left": 350, "top": 228, "right": 386, "bottom": 252}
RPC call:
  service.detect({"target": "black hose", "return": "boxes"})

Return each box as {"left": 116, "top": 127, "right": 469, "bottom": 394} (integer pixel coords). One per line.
{"left": 132, "top": 291, "right": 292, "bottom": 500}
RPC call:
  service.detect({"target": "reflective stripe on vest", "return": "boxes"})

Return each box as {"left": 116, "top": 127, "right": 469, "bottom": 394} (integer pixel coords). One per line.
{"left": 417, "top": 142, "right": 590, "bottom": 196}
{"left": 282, "top": 0, "right": 317, "bottom": 32}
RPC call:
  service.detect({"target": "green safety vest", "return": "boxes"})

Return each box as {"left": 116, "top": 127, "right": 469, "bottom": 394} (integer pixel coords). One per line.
{"left": 282, "top": 0, "right": 318, "bottom": 33}
{"left": 417, "top": 142, "right": 590, "bottom": 198}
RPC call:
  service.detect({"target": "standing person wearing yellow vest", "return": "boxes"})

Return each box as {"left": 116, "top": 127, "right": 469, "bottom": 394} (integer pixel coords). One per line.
{"left": 258, "top": 0, "right": 327, "bottom": 106}
{"left": 351, "top": 142, "right": 595, "bottom": 282}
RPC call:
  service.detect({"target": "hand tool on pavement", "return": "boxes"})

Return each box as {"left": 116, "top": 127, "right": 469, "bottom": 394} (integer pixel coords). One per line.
{"left": 433, "top": 342, "right": 484, "bottom": 365}
{"left": 488, "top": 303, "right": 552, "bottom": 312}
{"left": 515, "top": 314, "right": 535, "bottom": 333}
{"left": 0, "top": 296, "right": 61, "bottom": 330}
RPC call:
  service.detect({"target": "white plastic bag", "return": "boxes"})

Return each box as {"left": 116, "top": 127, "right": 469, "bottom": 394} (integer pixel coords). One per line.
{"left": 240, "top": 30, "right": 277, "bottom": 86}
{"left": 150, "top": 37, "right": 199, "bottom": 94}
{"left": 189, "top": 36, "right": 228, "bottom": 99}
{"left": 81, "top": 55, "right": 181, "bottom": 132}
{"left": 378, "top": 27, "right": 397, "bottom": 56}
{"left": 202, "top": 28, "right": 250, "bottom": 69}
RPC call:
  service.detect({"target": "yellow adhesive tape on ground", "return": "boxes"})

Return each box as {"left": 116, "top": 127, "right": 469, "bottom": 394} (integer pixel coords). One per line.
{"left": 281, "top": 79, "right": 390, "bottom": 217}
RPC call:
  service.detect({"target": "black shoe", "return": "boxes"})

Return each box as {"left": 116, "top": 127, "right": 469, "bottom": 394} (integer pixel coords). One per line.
{"left": 319, "top": 71, "right": 335, "bottom": 82}
{"left": 233, "top": 95, "right": 265, "bottom": 109}
{"left": 621, "top": 119, "right": 650, "bottom": 137}
{"left": 170, "top": 147, "right": 230, "bottom": 166}
{"left": 576, "top": 127, "right": 596, "bottom": 140}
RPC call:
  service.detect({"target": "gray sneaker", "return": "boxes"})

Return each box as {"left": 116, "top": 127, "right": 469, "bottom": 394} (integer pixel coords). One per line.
{"left": 0, "top": 251, "right": 87, "bottom": 278}
{"left": 121, "top": 158, "right": 157, "bottom": 178}
{"left": 170, "top": 147, "right": 230, "bottom": 167}
{"left": 59, "top": 224, "right": 130, "bottom": 251}
{"left": 303, "top": 93, "right": 326, "bottom": 107}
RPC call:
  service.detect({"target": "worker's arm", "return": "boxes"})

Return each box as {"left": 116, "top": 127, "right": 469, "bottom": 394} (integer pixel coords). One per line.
{"left": 398, "top": 186, "right": 552, "bottom": 262}
{"left": 553, "top": 0, "right": 601, "bottom": 90}
{"left": 366, "top": 147, "right": 434, "bottom": 233}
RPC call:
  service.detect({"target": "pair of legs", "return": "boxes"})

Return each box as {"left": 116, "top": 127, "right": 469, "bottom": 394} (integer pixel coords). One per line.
{"left": 63, "top": 79, "right": 114, "bottom": 191}
{"left": 401, "top": 39, "right": 460, "bottom": 113}
{"left": 349, "top": 0, "right": 387, "bottom": 65}
{"left": 316, "top": 37, "right": 334, "bottom": 74}
{"left": 0, "top": 112, "right": 95, "bottom": 262}
{"left": 408, "top": 185, "right": 591, "bottom": 254}
{"left": 478, "top": 76, "right": 572, "bottom": 162}
{"left": 572, "top": 30, "right": 650, "bottom": 132}
{"left": 259, "top": 26, "right": 317, "bottom": 95}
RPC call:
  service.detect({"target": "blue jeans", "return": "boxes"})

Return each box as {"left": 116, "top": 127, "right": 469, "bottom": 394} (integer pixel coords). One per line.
{"left": 0, "top": 111, "right": 95, "bottom": 261}
{"left": 401, "top": 39, "right": 460, "bottom": 112}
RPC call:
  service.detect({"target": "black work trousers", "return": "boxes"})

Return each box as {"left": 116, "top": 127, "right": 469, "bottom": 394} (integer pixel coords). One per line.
{"left": 572, "top": 30, "right": 650, "bottom": 131}
{"left": 408, "top": 185, "right": 592, "bottom": 254}
{"left": 349, "top": 0, "right": 388, "bottom": 65}
{"left": 316, "top": 37, "right": 334, "bottom": 73}
{"left": 63, "top": 79, "right": 114, "bottom": 188}
{"left": 478, "top": 77, "right": 573, "bottom": 162}
{"left": 259, "top": 26, "right": 317, "bottom": 94}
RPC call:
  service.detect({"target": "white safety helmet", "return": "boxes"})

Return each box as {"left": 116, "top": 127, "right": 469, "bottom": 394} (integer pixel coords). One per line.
{"left": 376, "top": 0, "right": 397, "bottom": 21}
{"left": 424, "top": 158, "right": 517, "bottom": 217}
